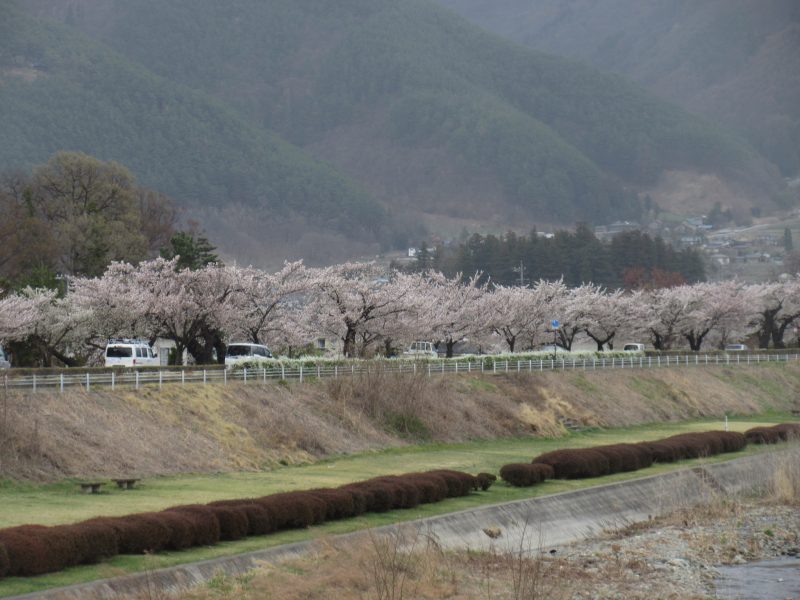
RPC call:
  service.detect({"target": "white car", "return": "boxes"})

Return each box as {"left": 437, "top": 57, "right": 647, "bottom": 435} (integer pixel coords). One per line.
{"left": 104, "top": 339, "right": 159, "bottom": 367}
{"left": 402, "top": 341, "right": 438, "bottom": 358}
{"left": 225, "top": 342, "right": 273, "bottom": 367}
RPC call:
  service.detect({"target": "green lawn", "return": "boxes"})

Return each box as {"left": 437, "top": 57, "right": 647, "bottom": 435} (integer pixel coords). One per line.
{"left": 0, "top": 414, "right": 793, "bottom": 597}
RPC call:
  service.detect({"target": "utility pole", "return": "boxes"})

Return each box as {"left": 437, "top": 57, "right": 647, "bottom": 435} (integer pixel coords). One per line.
{"left": 512, "top": 260, "right": 525, "bottom": 286}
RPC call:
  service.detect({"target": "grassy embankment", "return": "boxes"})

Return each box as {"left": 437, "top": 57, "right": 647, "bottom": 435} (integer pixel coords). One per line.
{"left": 0, "top": 413, "right": 795, "bottom": 597}
{"left": 2, "top": 362, "right": 799, "bottom": 481}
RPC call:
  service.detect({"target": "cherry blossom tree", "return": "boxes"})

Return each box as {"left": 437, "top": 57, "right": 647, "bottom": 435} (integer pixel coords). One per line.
{"left": 224, "top": 261, "right": 310, "bottom": 346}
{"left": 483, "top": 280, "right": 566, "bottom": 353}
{"left": 577, "top": 286, "right": 631, "bottom": 351}
{"left": 632, "top": 287, "right": 691, "bottom": 350}
{"left": 80, "top": 258, "right": 238, "bottom": 364}
{"left": 554, "top": 284, "right": 597, "bottom": 351}
{"left": 307, "top": 263, "right": 421, "bottom": 357}
{"left": 676, "top": 281, "right": 751, "bottom": 351}
{"left": 749, "top": 278, "right": 800, "bottom": 348}
{"left": 424, "top": 272, "right": 488, "bottom": 357}
{"left": 0, "top": 287, "right": 90, "bottom": 366}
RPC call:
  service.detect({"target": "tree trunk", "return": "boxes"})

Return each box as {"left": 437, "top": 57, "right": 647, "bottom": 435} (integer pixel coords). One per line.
{"left": 446, "top": 339, "right": 456, "bottom": 358}
{"left": 343, "top": 326, "right": 357, "bottom": 358}
{"left": 758, "top": 309, "right": 778, "bottom": 349}
{"left": 507, "top": 336, "right": 516, "bottom": 353}
{"left": 685, "top": 329, "right": 709, "bottom": 351}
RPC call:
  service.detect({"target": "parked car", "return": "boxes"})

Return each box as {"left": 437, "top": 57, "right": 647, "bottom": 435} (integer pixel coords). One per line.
{"left": 225, "top": 342, "right": 273, "bottom": 366}
{"left": 0, "top": 343, "right": 10, "bottom": 369}
{"left": 724, "top": 343, "right": 748, "bottom": 351}
{"left": 622, "top": 343, "right": 646, "bottom": 352}
{"left": 104, "top": 339, "right": 159, "bottom": 367}
{"left": 402, "top": 341, "right": 438, "bottom": 358}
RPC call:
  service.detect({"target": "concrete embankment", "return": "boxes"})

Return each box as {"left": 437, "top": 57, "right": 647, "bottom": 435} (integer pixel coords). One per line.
{"left": 11, "top": 449, "right": 793, "bottom": 600}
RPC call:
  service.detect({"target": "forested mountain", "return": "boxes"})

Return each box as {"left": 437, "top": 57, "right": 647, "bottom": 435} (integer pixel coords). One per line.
{"left": 4, "top": 0, "right": 789, "bottom": 264}
{"left": 0, "top": 4, "right": 396, "bottom": 265}
{"left": 437, "top": 0, "right": 800, "bottom": 178}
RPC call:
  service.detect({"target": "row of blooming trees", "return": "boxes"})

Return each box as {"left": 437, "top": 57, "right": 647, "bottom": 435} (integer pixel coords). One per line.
{"left": 0, "top": 258, "right": 799, "bottom": 366}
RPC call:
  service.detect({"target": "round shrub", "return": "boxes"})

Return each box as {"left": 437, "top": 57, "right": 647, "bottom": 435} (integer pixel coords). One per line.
{"left": 714, "top": 431, "right": 748, "bottom": 453}
{"left": 256, "top": 492, "right": 319, "bottom": 529}
{"left": 772, "top": 423, "right": 800, "bottom": 440}
{"left": 207, "top": 505, "right": 249, "bottom": 541}
{"left": 374, "top": 477, "right": 421, "bottom": 509}
{"left": 95, "top": 514, "right": 172, "bottom": 555}
{"left": 636, "top": 441, "right": 678, "bottom": 463}
{"left": 65, "top": 520, "right": 119, "bottom": 564}
{"left": 208, "top": 501, "right": 273, "bottom": 536}
{"left": 426, "top": 470, "right": 476, "bottom": 497}
{"left": 0, "top": 525, "right": 73, "bottom": 576}
{"left": 745, "top": 426, "right": 781, "bottom": 444}
{"left": 308, "top": 489, "right": 357, "bottom": 521}
{"left": 342, "top": 482, "right": 394, "bottom": 513}
{"left": 400, "top": 474, "right": 448, "bottom": 503}
{"left": 164, "top": 505, "right": 221, "bottom": 547}
{"left": 152, "top": 512, "right": 197, "bottom": 550}
{"left": 532, "top": 448, "right": 610, "bottom": 479}
{"left": 500, "top": 463, "right": 554, "bottom": 487}
{"left": 476, "top": 472, "right": 497, "bottom": 491}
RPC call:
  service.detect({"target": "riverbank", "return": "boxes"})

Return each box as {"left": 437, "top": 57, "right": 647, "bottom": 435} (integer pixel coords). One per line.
{"left": 2, "top": 363, "right": 799, "bottom": 482}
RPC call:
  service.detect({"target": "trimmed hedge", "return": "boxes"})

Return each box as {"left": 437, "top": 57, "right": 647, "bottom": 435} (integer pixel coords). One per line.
{"left": 0, "top": 468, "right": 490, "bottom": 581}
{"left": 499, "top": 463, "right": 554, "bottom": 487}
{"left": 507, "top": 424, "right": 794, "bottom": 490}
{"left": 746, "top": 423, "right": 800, "bottom": 444}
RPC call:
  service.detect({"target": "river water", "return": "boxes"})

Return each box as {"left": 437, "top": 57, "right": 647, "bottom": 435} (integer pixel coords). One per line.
{"left": 715, "top": 557, "right": 800, "bottom": 599}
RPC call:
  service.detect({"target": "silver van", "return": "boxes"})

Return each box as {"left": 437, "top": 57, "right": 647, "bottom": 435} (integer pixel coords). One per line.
{"left": 623, "top": 343, "right": 645, "bottom": 352}
{"left": 225, "top": 343, "right": 273, "bottom": 367}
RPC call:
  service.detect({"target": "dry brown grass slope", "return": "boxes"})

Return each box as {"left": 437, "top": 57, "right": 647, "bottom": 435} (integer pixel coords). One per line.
{"left": 1, "top": 364, "right": 798, "bottom": 482}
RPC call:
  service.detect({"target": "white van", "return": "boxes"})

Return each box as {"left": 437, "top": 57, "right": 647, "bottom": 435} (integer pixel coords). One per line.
{"left": 104, "top": 339, "right": 159, "bottom": 367}
{"left": 622, "top": 343, "right": 646, "bottom": 352}
{"left": 225, "top": 342, "right": 273, "bottom": 367}
{"left": 402, "top": 341, "right": 438, "bottom": 358}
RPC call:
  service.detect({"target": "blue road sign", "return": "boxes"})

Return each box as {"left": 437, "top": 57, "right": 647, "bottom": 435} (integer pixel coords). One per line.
{"left": 551, "top": 319, "right": 560, "bottom": 329}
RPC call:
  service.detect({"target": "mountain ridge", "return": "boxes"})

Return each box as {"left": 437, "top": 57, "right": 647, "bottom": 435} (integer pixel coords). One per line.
{"left": 5, "top": 0, "right": 791, "bottom": 263}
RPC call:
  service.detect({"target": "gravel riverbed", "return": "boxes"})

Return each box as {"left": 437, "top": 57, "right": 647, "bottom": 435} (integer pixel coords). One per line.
{"left": 556, "top": 502, "right": 799, "bottom": 599}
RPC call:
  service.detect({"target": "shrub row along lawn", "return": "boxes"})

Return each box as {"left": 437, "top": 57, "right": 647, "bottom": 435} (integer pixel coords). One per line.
{"left": 0, "top": 469, "right": 496, "bottom": 580}
{"left": 500, "top": 423, "right": 800, "bottom": 486}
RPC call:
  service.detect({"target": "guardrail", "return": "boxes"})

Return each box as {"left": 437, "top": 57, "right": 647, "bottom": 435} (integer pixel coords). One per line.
{"left": 2, "top": 352, "right": 799, "bottom": 393}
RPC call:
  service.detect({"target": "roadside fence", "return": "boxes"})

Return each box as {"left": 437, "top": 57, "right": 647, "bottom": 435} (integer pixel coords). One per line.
{"left": 3, "top": 352, "right": 800, "bottom": 394}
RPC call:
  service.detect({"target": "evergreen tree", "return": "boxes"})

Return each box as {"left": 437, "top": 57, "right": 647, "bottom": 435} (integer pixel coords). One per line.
{"left": 160, "top": 231, "right": 219, "bottom": 271}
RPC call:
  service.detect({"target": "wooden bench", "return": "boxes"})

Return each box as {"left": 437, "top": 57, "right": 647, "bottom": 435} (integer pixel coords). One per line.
{"left": 79, "top": 482, "right": 104, "bottom": 494}
{"left": 112, "top": 478, "right": 140, "bottom": 490}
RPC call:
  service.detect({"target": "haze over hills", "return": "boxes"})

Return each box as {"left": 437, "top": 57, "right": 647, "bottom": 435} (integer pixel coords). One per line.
{"left": 437, "top": 0, "right": 800, "bottom": 179}
{"left": 4, "top": 0, "right": 790, "bottom": 264}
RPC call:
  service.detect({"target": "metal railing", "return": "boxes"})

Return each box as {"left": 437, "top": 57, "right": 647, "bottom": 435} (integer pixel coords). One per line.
{"left": 2, "top": 352, "right": 799, "bottom": 393}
